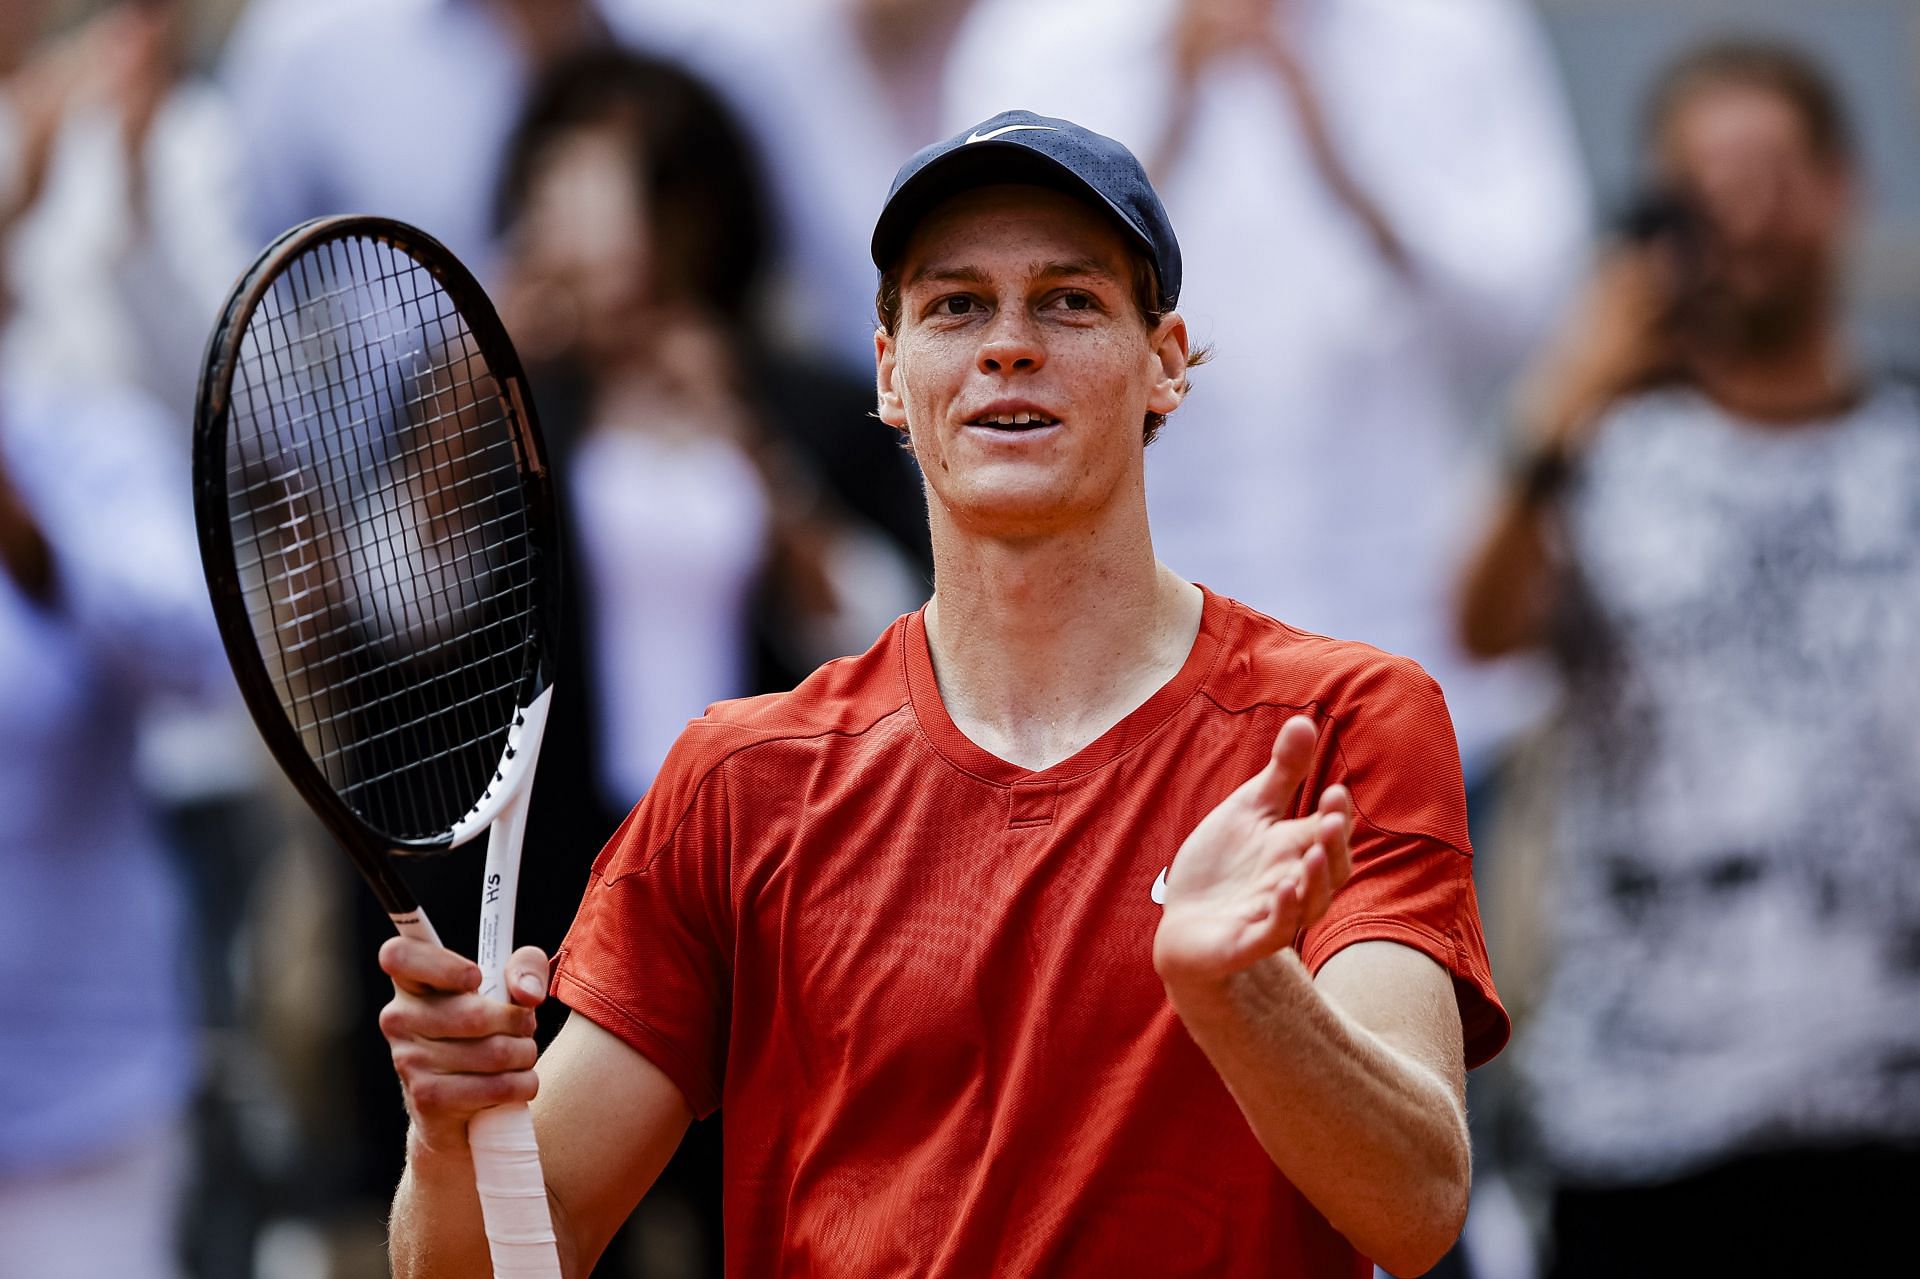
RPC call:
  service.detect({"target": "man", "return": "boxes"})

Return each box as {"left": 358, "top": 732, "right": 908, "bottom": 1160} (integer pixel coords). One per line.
{"left": 1456, "top": 41, "right": 1920, "bottom": 1276}
{"left": 384, "top": 111, "right": 1505, "bottom": 1277}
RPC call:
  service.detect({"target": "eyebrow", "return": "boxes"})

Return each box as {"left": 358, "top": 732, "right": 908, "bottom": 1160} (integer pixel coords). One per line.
{"left": 904, "top": 263, "right": 991, "bottom": 290}
{"left": 903, "top": 257, "right": 1123, "bottom": 292}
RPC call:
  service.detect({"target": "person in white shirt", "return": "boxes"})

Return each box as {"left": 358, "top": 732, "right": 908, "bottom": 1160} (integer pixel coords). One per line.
{"left": 0, "top": 0, "right": 252, "bottom": 426}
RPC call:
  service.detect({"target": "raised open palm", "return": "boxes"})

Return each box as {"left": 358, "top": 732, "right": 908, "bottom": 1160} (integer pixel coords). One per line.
{"left": 1153, "top": 714, "right": 1353, "bottom": 986}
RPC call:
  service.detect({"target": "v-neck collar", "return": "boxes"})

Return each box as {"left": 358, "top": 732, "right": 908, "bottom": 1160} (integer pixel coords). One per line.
{"left": 901, "top": 587, "right": 1231, "bottom": 787}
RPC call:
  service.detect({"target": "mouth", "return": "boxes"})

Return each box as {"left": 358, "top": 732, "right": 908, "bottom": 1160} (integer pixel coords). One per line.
{"left": 965, "top": 407, "right": 1062, "bottom": 432}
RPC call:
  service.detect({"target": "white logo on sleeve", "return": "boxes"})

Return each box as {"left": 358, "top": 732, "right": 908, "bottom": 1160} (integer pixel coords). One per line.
{"left": 1150, "top": 867, "right": 1169, "bottom": 905}
{"left": 966, "top": 124, "right": 1060, "bottom": 144}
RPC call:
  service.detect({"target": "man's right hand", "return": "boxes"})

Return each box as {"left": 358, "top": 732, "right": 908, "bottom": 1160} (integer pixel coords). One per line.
{"left": 377, "top": 938, "right": 552, "bottom": 1156}
{"left": 1518, "top": 243, "right": 1685, "bottom": 454}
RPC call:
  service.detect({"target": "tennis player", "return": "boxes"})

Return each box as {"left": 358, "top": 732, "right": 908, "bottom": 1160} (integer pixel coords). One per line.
{"left": 382, "top": 110, "right": 1505, "bottom": 1278}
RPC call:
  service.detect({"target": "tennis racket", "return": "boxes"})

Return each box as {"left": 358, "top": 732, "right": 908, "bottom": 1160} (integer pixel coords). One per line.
{"left": 194, "top": 215, "right": 562, "bottom": 1278}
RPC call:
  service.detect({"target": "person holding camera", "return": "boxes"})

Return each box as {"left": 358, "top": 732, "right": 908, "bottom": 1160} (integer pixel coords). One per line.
{"left": 1456, "top": 40, "right": 1920, "bottom": 1278}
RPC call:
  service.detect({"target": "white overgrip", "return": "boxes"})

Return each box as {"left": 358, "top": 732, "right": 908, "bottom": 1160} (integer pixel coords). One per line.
{"left": 470, "top": 1103, "right": 561, "bottom": 1277}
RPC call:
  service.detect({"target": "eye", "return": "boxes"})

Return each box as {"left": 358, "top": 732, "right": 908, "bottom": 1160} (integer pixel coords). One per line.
{"left": 1046, "top": 290, "right": 1097, "bottom": 313}
{"left": 937, "top": 295, "right": 978, "bottom": 316}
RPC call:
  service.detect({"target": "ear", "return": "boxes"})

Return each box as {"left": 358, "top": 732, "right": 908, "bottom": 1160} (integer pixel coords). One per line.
{"left": 1145, "top": 312, "right": 1191, "bottom": 418}
{"left": 875, "top": 328, "right": 909, "bottom": 431}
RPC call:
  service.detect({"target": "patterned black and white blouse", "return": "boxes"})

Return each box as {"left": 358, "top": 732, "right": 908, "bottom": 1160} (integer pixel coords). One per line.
{"left": 1520, "top": 381, "right": 1920, "bottom": 1184}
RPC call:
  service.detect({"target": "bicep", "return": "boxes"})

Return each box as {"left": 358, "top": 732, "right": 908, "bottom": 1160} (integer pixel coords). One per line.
{"left": 533, "top": 1012, "right": 694, "bottom": 1273}
{"left": 1313, "top": 940, "right": 1466, "bottom": 1115}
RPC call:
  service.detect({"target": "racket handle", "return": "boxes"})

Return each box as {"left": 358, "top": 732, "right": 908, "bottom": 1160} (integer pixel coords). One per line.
{"left": 387, "top": 907, "right": 560, "bottom": 1276}
{"left": 470, "top": 1102, "right": 563, "bottom": 1278}
{"left": 389, "top": 909, "right": 442, "bottom": 947}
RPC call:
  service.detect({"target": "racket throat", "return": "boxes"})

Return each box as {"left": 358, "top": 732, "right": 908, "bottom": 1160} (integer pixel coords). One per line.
{"left": 476, "top": 785, "right": 535, "bottom": 1001}
{"left": 468, "top": 685, "right": 552, "bottom": 1000}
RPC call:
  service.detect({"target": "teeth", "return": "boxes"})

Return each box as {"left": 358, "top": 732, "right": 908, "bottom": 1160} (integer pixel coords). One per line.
{"left": 981, "top": 412, "right": 1052, "bottom": 427}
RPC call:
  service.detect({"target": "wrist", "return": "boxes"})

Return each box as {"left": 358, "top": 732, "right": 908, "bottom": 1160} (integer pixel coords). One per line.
{"left": 1160, "top": 951, "right": 1306, "bottom": 1025}
{"left": 406, "top": 1120, "right": 476, "bottom": 1168}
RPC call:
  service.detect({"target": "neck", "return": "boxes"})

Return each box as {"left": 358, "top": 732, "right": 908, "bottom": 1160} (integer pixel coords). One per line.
{"left": 923, "top": 494, "right": 1201, "bottom": 771}
{"left": 1689, "top": 318, "right": 1859, "bottom": 425}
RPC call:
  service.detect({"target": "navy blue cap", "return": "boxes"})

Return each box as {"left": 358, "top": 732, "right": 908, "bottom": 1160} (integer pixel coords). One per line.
{"left": 871, "top": 109, "right": 1183, "bottom": 311}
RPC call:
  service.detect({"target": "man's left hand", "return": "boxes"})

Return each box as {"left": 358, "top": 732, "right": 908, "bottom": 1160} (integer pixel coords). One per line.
{"left": 1152, "top": 714, "right": 1352, "bottom": 990}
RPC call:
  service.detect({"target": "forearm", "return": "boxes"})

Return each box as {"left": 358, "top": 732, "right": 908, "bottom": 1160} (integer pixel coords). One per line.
{"left": 1455, "top": 483, "right": 1558, "bottom": 660}
{"left": 1165, "top": 952, "right": 1468, "bottom": 1276}
{"left": 389, "top": 1134, "right": 494, "bottom": 1279}
{"left": 1267, "top": 52, "right": 1409, "bottom": 277}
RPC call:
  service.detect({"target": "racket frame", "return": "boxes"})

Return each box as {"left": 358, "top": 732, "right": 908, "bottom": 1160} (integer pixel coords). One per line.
{"left": 193, "top": 214, "right": 560, "bottom": 900}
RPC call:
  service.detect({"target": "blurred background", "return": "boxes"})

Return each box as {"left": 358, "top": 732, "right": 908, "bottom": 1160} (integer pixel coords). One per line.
{"left": 2, "top": 1, "right": 1916, "bottom": 1277}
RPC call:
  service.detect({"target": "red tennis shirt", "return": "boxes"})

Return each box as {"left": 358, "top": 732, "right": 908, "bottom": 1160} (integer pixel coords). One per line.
{"left": 553, "top": 588, "right": 1506, "bottom": 1276}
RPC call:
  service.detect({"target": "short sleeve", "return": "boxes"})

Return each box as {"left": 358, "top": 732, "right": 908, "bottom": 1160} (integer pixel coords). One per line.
{"left": 551, "top": 729, "right": 739, "bottom": 1117}
{"left": 1295, "top": 657, "right": 1510, "bottom": 1069}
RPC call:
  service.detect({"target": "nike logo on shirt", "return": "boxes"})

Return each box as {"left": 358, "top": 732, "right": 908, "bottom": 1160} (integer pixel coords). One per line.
{"left": 1151, "top": 867, "right": 1169, "bottom": 905}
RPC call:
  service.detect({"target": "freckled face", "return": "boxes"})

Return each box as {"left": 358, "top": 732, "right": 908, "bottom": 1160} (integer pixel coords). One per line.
{"left": 876, "top": 185, "right": 1185, "bottom": 540}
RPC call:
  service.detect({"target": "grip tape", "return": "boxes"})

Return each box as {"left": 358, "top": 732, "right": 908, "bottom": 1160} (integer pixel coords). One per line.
{"left": 471, "top": 1103, "right": 561, "bottom": 1277}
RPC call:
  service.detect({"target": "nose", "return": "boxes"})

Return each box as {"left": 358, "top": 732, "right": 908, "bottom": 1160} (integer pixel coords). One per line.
{"left": 977, "top": 311, "right": 1044, "bottom": 376}
{"left": 1692, "top": 146, "right": 1792, "bottom": 247}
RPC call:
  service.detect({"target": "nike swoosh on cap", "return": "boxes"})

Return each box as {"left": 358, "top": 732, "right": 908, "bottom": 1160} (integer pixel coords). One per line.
{"left": 1151, "top": 867, "right": 1169, "bottom": 905}
{"left": 966, "top": 123, "right": 1060, "bottom": 145}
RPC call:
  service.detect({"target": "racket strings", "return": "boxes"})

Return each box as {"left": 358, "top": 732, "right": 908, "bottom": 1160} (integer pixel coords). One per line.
{"left": 224, "top": 233, "right": 538, "bottom": 842}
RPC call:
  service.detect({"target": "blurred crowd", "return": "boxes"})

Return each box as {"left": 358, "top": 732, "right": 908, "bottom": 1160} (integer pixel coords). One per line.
{"left": 1, "top": 1, "right": 1916, "bottom": 1277}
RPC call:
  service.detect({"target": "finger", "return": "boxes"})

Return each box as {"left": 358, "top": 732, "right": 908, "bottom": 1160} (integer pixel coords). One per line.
{"left": 1252, "top": 714, "right": 1319, "bottom": 813}
{"left": 1250, "top": 864, "right": 1306, "bottom": 954}
{"left": 506, "top": 946, "right": 551, "bottom": 1008}
{"left": 380, "top": 936, "right": 482, "bottom": 997}
{"left": 402, "top": 1068, "right": 540, "bottom": 1121}
{"left": 1313, "top": 786, "right": 1354, "bottom": 884}
{"left": 395, "top": 1032, "right": 539, "bottom": 1079}
{"left": 381, "top": 991, "right": 536, "bottom": 1045}
{"left": 1295, "top": 844, "right": 1334, "bottom": 925}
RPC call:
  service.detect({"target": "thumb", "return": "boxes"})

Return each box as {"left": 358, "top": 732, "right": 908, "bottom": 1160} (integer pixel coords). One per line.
{"left": 505, "top": 946, "right": 551, "bottom": 1009}
{"left": 1251, "top": 714, "right": 1318, "bottom": 813}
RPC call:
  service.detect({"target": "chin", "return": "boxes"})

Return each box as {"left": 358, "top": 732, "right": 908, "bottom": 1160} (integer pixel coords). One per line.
{"left": 938, "top": 483, "right": 1102, "bottom": 539}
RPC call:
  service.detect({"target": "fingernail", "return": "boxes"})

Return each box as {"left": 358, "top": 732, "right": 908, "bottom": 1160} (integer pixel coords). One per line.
{"left": 516, "top": 973, "right": 543, "bottom": 996}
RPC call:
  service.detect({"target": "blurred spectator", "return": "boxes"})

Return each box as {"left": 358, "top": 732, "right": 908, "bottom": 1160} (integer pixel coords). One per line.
{"left": 0, "top": 357, "right": 231, "bottom": 1274}
{"left": 1456, "top": 40, "right": 1920, "bottom": 1277}
{"left": 221, "top": 0, "right": 614, "bottom": 277}
{"left": 661, "top": 0, "right": 983, "bottom": 371}
{"left": 494, "top": 46, "right": 926, "bottom": 815}
{"left": 941, "top": 0, "right": 1589, "bottom": 796}
{"left": 0, "top": 11, "right": 277, "bottom": 1271}
{"left": 0, "top": 0, "right": 262, "bottom": 826}
{"left": 0, "top": 0, "right": 252, "bottom": 427}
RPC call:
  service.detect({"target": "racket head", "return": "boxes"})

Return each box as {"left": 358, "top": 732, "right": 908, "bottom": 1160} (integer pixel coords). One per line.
{"left": 194, "top": 216, "right": 559, "bottom": 892}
